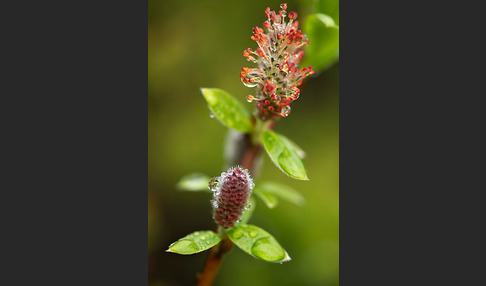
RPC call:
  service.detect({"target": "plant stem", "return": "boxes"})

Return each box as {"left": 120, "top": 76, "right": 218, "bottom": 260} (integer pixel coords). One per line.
{"left": 241, "top": 118, "right": 278, "bottom": 171}
{"left": 195, "top": 118, "right": 278, "bottom": 286}
{"left": 240, "top": 136, "right": 262, "bottom": 171}
{"left": 195, "top": 232, "right": 234, "bottom": 286}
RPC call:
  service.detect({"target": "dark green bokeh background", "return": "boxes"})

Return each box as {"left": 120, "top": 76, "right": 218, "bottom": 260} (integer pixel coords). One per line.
{"left": 149, "top": 0, "right": 338, "bottom": 285}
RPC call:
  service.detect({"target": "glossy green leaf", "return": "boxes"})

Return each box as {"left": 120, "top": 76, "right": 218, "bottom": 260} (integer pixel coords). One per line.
{"left": 201, "top": 88, "right": 253, "bottom": 133}
{"left": 167, "top": 230, "right": 221, "bottom": 255}
{"left": 255, "top": 181, "right": 305, "bottom": 206}
{"left": 253, "top": 188, "right": 278, "bottom": 208}
{"left": 227, "top": 224, "right": 291, "bottom": 263}
{"left": 237, "top": 197, "right": 256, "bottom": 225}
{"left": 280, "top": 133, "right": 306, "bottom": 159}
{"left": 176, "top": 173, "right": 211, "bottom": 192}
{"left": 262, "top": 130, "right": 308, "bottom": 180}
{"left": 301, "top": 13, "right": 339, "bottom": 73}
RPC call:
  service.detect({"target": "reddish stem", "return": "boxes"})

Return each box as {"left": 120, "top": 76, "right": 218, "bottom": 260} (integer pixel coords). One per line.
{"left": 195, "top": 233, "right": 234, "bottom": 286}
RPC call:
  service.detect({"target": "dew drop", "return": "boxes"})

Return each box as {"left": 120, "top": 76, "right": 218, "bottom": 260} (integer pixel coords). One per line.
{"left": 249, "top": 231, "right": 258, "bottom": 238}
{"left": 212, "top": 201, "right": 218, "bottom": 209}
{"left": 251, "top": 237, "right": 286, "bottom": 261}
{"left": 232, "top": 229, "right": 244, "bottom": 239}
{"left": 241, "top": 78, "right": 258, "bottom": 87}
{"left": 206, "top": 240, "right": 211, "bottom": 244}
{"left": 281, "top": 106, "right": 291, "bottom": 117}
{"left": 209, "top": 111, "right": 215, "bottom": 118}
{"left": 244, "top": 203, "right": 252, "bottom": 210}
{"left": 194, "top": 231, "right": 200, "bottom": 236}
{"left": 200, "top": 236, "right": 206, "bottom": 240}
{"left": 208, "top": 177, "right": 219, "bottom": 191}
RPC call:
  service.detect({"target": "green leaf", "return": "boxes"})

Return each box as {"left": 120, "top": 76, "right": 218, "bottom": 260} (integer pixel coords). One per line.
{"left": 280, "top": 133, "right": 306, "bottom": 160}
{"left": 167, "top": 230, "right": 221, "bottom": 255}
{"left": 315, "top": 13, "right": 339, "bottom": 29}
{"left": 302, "top": 13, "right": 339, "bottom": 73}
{"left": 237, "top": 197, "right": 256, "bottom": 225}
{"left": 254, "top": 182, "right": 305, "bottom": 206}
{"left": 261, "top": 130, "right": 308, "bottom": 180}
{"left": 176, "top": 173, "right": 211, "bottom": 192}
{"left": 315, "top": 0, "right": 339, "bottom": 25}
{"left": 201, "top": 88, "right": 253, "bottom": 133}
{"left": 253, "top": 188, "right": 278, "bottom": 208}
{"left": 227, "top": 224, "right": 291, "bottom": 263}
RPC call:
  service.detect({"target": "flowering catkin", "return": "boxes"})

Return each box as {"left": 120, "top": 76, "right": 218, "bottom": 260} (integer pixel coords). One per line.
{"left": 241, "top": 3, "right": 315, "bottom": 121}
{"left": 210, "top": 166, "right": 254, "bottom": 228}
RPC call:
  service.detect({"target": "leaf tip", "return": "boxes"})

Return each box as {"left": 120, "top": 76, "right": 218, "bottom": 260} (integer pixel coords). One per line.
{"left": 271, "top": 251, "right": 292, "bottom": 264}
{"left": 293, "top": 175, "right": 309, "bottom": 181}
{"left": 282, "top": 251, "right": 292, "bottom": 262}
{"left": 200, "top": 88, "right": 210, "bottom": 98}
{"left": 166, "top": 247, "right": 174, "bottom": 253}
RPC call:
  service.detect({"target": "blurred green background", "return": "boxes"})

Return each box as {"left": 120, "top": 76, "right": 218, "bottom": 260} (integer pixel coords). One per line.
{"left": 148, "top": 0, "right": 338, "bottom": 285}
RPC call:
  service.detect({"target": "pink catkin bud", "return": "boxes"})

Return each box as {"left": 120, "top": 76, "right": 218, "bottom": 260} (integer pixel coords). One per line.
{"left": 210, "top": 166, "right": 254, "bottom": 228}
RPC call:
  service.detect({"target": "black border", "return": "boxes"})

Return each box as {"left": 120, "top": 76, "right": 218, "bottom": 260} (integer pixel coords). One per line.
{"left": 340, "top": 0, "right": 480, "bottom": 285}
{"left": 2, "top": 1, "right": 148, "bottom": 284}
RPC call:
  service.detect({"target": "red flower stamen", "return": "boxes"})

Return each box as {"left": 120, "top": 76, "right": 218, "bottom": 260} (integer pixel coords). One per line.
{"left": 241, "top": 4, "right": 312, "bottom": 120}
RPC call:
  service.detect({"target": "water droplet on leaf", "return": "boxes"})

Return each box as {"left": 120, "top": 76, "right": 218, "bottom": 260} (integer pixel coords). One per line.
{"left": 232, "top": 229, "right": 244, "bottom": 239}
{"left": 249, "top": 231, "right": 258, "bottom": 238}
{"left": 209, "top": 111, "right": 215, "bottom": 118}
{"left": 251, "top": 237, "right": 286, "bottom": 261}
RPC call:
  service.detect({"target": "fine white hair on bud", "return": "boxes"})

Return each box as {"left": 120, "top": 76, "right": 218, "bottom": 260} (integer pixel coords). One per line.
{"left": 210, "top": 166, "right": 254, "bottom": 228}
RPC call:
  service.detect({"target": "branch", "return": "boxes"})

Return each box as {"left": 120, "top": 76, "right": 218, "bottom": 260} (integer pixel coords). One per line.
{"left": 195, "top": 232, "right": 234, "bottom": 286}
{"left": 195, "top": 119, "right": 278, "bottom": 285}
